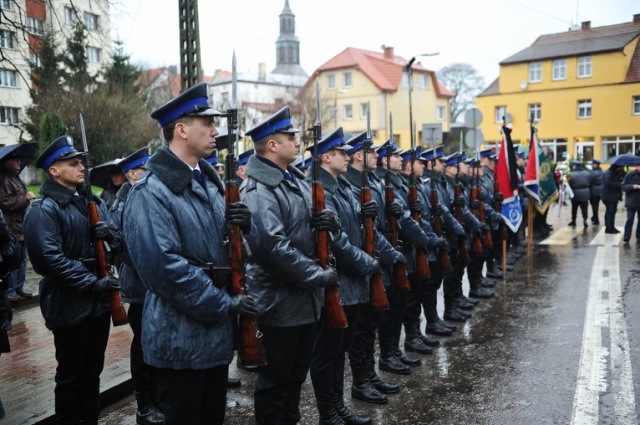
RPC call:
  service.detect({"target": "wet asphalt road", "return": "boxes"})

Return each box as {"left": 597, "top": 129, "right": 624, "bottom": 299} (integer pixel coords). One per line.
{"left": 98, "top": 217, "right": 640, "bottom": 424}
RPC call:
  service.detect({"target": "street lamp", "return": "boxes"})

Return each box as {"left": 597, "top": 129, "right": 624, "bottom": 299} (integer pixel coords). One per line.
{"left": 404, "top": 52, "right": 439, "bottom": 148}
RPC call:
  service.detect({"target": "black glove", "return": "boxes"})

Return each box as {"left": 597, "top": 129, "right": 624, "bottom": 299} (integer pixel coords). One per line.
{"left": 229, "top": 295, "right": 259, "bottom": 317}
{"left": 94, "top": 276, "right": 120, "bottom": 293}
{"left": 470, "top": 199, "right": 480, "bottom": 210}
{"left": 370, "top": 260, "right": 383, "bottom": 277}
{"left": 494, "top": 192, "right": 504, "bottom": 203}
{"left": 477, "top": 192, "right": 486, "bottom": 201}
{"left": 0, "top": 215, "right": 10, "bottom": 246}
{"left": 312, "top": 209, "right": 341, "bottom": 234}
{"left": 432, "top": 203, "right": 444, "bottom": 217}
{"left": 395, "top": 252, "right": 407, "bottom": 265}
{"left": 385, "top": 201, "right": 403, "bottom": 219}
{"left": 226, "top": 202, "right": 251, "bottom": 231}
{"left": 454, "top": 197, "right": 466, "bottom": 207}
{"left": 435, "top": 237, "right": 449, "bottom": 250}
{"left": 317, "top": 268, "right": 340, "bottom": 288}
{"left": 91, "top": 221, "right": 114, "bottom": 242}
{"left": 409, "top": 199, "right": 423, "bottom": 215}
{"left": 361, "top": 200, "right": 378, "bottom": 218}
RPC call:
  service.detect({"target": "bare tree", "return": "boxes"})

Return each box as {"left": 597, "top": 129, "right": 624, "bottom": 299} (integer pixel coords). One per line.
{"left": 437, "top": 63, "right": 485, "bottom": 123}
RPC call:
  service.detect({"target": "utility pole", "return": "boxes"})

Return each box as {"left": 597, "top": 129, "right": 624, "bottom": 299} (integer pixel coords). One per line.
{"left": 179, "top": 0, "right": 203, "bottom": 90}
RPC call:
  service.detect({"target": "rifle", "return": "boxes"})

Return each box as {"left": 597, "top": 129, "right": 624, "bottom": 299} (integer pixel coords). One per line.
{"left": 310, "top": 80, "right": 348, "bottom": 329}
{"left": 408, "top": 122, "right": 430, "bottom": 278}
{"left": 429, "top": 148, "right": 453, "bottom": 272}
{"left": 79, "top": 114, "right": 128, "bottom": 327}
{"left": 469, "top": 163, "right": 483, "bottom": 256}
{"left": 362, "top": 103, "right": 389, "bottom": 311}
{"left": 454, "top": 156, "right": 469, "bottom": 262}
{"left": 225, "top": 52, "right": 267, "bottom": 366}
{"left": 476, "top": 162, "right": 493, "bottom": 249}
{"left": 384, "top": 113, "right": 411, "bottom": 292}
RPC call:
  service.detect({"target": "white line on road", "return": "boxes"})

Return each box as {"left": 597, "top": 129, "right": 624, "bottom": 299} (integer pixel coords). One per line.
{"left": 540, "top": 226, "right": 584, "bottom": 245}
{"left": 589, "top": 227, "right": 623, "bottom": 246}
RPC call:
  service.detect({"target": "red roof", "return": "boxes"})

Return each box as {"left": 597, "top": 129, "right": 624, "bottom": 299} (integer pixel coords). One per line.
{"left": 304, "top": 47, "right": 452, "bottom": 98}
{"left": 625, "top": 37, "right": 640, "bottom": 83}
{"left": 138, "top": 67, "right": 214, "bottom": 96}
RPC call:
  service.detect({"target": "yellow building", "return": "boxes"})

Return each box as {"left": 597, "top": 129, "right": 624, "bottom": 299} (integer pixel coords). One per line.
{"left": 304, "top": 47, "right": 452, "bottom": 150}
{"left": 476, "top": 15, "right": 640, "bottom": 163}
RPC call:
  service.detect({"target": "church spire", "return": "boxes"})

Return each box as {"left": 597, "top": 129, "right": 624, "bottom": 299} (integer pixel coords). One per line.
{"left": 272, "top": 0, "right": 308, "bottom": 81}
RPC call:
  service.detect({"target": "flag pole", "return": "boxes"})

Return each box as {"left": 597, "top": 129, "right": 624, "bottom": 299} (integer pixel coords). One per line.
{"left": 527, "top": 116, "right": 535, "bottom": 255}
{"left": 501, "top": 116, "right": 508, "bottom": 274}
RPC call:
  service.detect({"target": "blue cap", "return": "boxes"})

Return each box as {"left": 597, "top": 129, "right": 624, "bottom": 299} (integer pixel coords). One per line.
{"left": 245, "top": 106, "right": 300, "bottom": 142}
{"left": 517, "top": 152, "right": 526, "bottom": 159}
{"left": 306, "top": 128, "right": 351, "bottom": 156}
{"left": 118, "top": 146, "right": 151, "bottom": 172}
{"left": 345, "top": 131, "right": 380, "bottom": 155}
{"left": 443, "top": 153, "right": 460, "bottom": 167}
{"left": 376, "top": 140, "right": 403, "bottom": 158}
{"left": 591, "top": 159, "right": 601, "bottom": 165}
{"left": 150, "top": 82, "right": 222, "bottom": 127}
{"left": 400, "top": 148, "right": 422, "bottom": 162}
{"left": 205, "top": 149, "right": 219, "bottom": 165}
{"left": 465, "top": 158, "right": 481, "bottom": 168}
{"left": 238, "top": 149, "right": 254, "bottom": 166}
{"left": 421, "top": 145, "right": 444, "bottom": 161}
{"left": 302, "top": 154, "right": 313, "bottom": 169}
{"left": 489, "top": 154, "right": 498, "bottom": 161}
{"left": 35, "top": 136, "right": 84, "bottom": 170}
{"left": 572, "top": 161, "right": 582, "bottom": 167}
{"left": 480, "top": 148, "right": 493, "bottom": 158}
{"left": 458, "top": 151, "right": 467, "bottom": 162}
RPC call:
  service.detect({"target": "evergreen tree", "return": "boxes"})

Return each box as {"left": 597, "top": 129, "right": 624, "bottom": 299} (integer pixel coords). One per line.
{"left": 38, "top": 110, "right": 67, "bottom": 155}
{"left": 101, "top": 40, "right": 141, "bottom": 97}
{"left": 62, "top": 23, "right": 93, "bottom": 91}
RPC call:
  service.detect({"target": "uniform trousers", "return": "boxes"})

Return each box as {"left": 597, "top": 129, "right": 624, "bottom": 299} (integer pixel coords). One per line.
{"left": 624, "top": 209, "right": 640, "bottom": 240}
{"left": 52, "top": 314, "right": 110, "bottom": 425}
{"left": 422, "top": 262, "right": 443, "bottom": 324}
{"left": 403, "top": 273, "right": 426, "bottom": 330}
{"left": 377, "top": 282, "right": 408, "bottom": 346}
{"left": 128, "top": 303, "right": 156, "bottom": 392}
{"left": 310, "top": 305, "right": 359, "bottom": 402}
{"left": 604, "top": 201, "right": 618, "bottom": 230}
{"left": 445, "top": 247, "right": 466, "bottom": 303}
{"left": 571, "top": 200, "right": 589, "bottom": 223}
{"left": 156, "top": 364, "right": 229, "bottom": 425}
{"left": 348, "top": 302, "right": 383, "bottom": 367}
{"left": 590, "top": 196, "right": 601, "bottom": 222}
{"left": 255, "top": 322, "right": 316, "bottom": 425}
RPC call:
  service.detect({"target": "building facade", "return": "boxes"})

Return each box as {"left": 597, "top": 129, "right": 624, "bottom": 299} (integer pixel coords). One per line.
{"left": 0, "top": 0, "right": 111, "bottom": 146}
{"left": 476, "top": 15, "right": 640, "bottom": 164}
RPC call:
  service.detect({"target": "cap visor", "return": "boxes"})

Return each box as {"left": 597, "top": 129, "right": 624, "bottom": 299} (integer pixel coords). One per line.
{"left": 187, "top": 108, "right": 223, "bottom": 117}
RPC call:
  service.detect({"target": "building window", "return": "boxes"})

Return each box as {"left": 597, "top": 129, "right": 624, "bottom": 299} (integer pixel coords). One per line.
{"left": 528, "top": 103, "right": 541, "bottom": 122}
{"left": 84, "top": 12, "right": 99, "bottom": 31}
{"left": 540, "top": 139, "right": 568, "bottom": 161}
{"left": 343, "top": 72, "right": 352, "bottom": 88}
{"left": 419, "top": 74, "right": 428, "bottom": 89}
{"left": 495, "top": 106, "right": 507, "bottom": 123}
{"left": 0, "top": 69, "right": 17, "bottom": 87}
{"left": 529, "top": 62, "right": 542, "bottom": 83}
{"left": 552, "top": 59, "right": 566, "bottom": 80}
{"left": 359, "top": 102, "right": 368, "bottom": 119}
{"left": 26, "top": 17, "right": 45, "bottom": 36}
{"left": 578, "top": 100, "right": 591, "bottom": 119}
{"left": 344, "top": 104, "right": 353, "bottom": 120}
{"left": 602, "top": 135, "right": 640, "bottom": 160}
{"left": 64, "top": 7, "right": 75, "bottom": 25}
{"left": 29, "top": 52, "right": 41, "bottom": 67}
{"left": 86, "top": 47, "right": 101, "bottom": 63}
{"left": 328, "top": 106, "right": 337, "bottom": 122}
{"left": 578, "top": 56, "right": 592, "bottom": 78}
{"left": 633, "top": 96, "right": 640, "bottom": 115}
{"left": 0, "top": 30, "right": 14, "bottom": 49}
{"left": 436, "top": 106, "right": 445, "bottom": 121}
{"left": 0, "top": 0, "right": 12, "bottom": 11}
{"left": 0, "top": 107, "right": 19, "bottom": 125}
{"left": 326, "top": 74, "right": 335, "bottom": 90}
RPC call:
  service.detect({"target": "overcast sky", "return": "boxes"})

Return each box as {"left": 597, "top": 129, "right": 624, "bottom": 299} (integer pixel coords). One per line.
{"left": 110, "top": 0, "right": 639, "bottom": 87}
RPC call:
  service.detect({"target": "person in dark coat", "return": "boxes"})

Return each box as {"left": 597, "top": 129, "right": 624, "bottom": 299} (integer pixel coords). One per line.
{"left": 98, "top": 169, "right": 125, "bottom": 209}
{"left": 567, "top": 161, "right": 591, "bottom": 227}
{"left": 123, "top": 83, "right": 258, "bottom": 425}
{"left": 23, "top": 136, "right": 123, "bottom": 425}
{"left": 588, "top": 159, "right": 604, "bottom": 225}
{"left": 240, "top": 106, "right": 340, "bottom": 425}
{"left": 622, "top": 163, "right": 640, "bottom": 243}
{"left": 601, "top": 165, "right": 624, "bottom": 233}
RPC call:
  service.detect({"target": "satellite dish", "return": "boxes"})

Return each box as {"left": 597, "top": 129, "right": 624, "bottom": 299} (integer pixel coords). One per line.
{"left": 519, "top": 80, "right": 528, "bottom": 90}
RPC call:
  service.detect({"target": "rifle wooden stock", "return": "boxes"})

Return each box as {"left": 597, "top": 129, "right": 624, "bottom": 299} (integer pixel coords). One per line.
{"left": 313, "top": 180, "right": 348, "bottom": 329}
{"left": 88, "top": 202, "right": 128, "bottom": 326}
{"left": 453, "top": 182, "right": 469, "bottom": 262}
{"left": 477, "top": 184, "right": 493, "bottom": 249}
{"left": 361, "top": 187, "right": 389, "bottom": 311}
{"left": 227, "top": 180, "right": 267, "bottom": 366}
{"left": 384, "top": 186, "right": 411, "bottom": 292}
{"left": 408, "top": 186, "right": 430, "bottom": 278}
{"left": 430, "top": 188, "right": 453, "bottom": 273}
{"left": 469, "top": 186, "right": 483, "bottom": 256}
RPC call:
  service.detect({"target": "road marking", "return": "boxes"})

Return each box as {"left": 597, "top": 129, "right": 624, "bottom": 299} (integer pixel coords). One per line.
{"left": 570, "top": 246, "right": 635, "bottom": 424}
{"left": 539, "top": 226, "right": 584, "bottom": 245}
{"left": 589, "top": 227, "right": 623, "bottom": 246}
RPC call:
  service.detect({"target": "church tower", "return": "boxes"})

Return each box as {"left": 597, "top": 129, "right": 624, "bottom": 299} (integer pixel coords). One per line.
{"left": 271, "top": 0, "right": 308, "bottom": 82}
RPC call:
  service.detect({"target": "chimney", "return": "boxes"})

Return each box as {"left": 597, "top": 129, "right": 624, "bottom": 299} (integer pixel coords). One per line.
{"left": 259, "top": 62, "right": 266, "bottom": 81}
{"left": 383, "top": 46, "right": 394, "bottom": 60}
{"left": 634, "top": 14, "right": 640, "bottom": 24}
{"left": 581, "top": 21, "right": 591, "bottom": 31}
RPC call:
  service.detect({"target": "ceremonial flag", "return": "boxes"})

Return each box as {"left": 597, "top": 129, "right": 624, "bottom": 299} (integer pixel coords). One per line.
{"left": 496, "top": 125, "right": 523, "bottom": 232}
{"left": 524, "top": 127, "right": 559, "bottom": 214}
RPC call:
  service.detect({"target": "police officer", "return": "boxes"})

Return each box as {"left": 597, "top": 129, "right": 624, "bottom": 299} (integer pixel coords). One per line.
{"left": 589, "top": 159, "right": 603, "bottom": 225}
{"left": 567, "top": 161, "right": 591, "bottom": 228}
{"left": 240, "top": 106, "right": 340, "bottom": 425}
{"left": 236, "top": 148, "right": 253, "bottom": 184}
{"left": 123, "top": 82, "right": 258, "bottom": 425}
{"left": 109, "top": 147, "right": 164, "bottom": 425}
{"left": 602, "top": 165, "right": 623, "bottom": 233}
{"left": 24, "top": 136, "right": 122, "bottom": 425}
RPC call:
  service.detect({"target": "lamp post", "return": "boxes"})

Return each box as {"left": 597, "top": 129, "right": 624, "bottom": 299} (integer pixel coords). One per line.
{"left": 333, "top": 89, "right": 347, "bottom": 129}
{"left": 404, "top": 52, "right": 439, "bottom": 148}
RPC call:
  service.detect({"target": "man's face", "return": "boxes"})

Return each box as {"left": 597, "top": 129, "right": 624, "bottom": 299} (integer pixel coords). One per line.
{"left": 366, "top": 150, "right": 378, "bottom": 170}
{"left": 236, "top": 164, "right": 246, "bottom": 179}
{"left": 325, "top": 149, "right": 349, "bottom": 175}
{"left": 50, "top": 157, "right": 85, "bottom": 187}
{"left": 434, "top": 159, "right": 445, "bottom": 173}
{"left": 389, "top": 153, "right": 402, "bottom": 172}
{"left": 412, "top": 160, "right": 425, "bottom": 178}
{"left": 460, "top": 162, "right": 469, "bottom": 175}
{"left": 481, "top": 157, "right": 494, "bottom": 171}
{"left": 445, "top": 165, "right": 457, "bottom": 177}
{"left": 183, "top": 116, "right": 219, "bottom": 159}
{"left": 111, "top": 172, "right": 126, "bottom": 187}
{"left": 4, "top": 158, "right": 20, "bottom": 172}
{"left": 274, "top": 132, "right": 300, "bottom": 166}
{"left": 216, "top": 166, "right": 224, "bottom": 177}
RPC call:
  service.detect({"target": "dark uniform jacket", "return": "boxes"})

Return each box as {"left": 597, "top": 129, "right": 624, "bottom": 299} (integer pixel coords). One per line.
{"left": 442, "top": 173, "right": 481, "bottom": 235}
{"left": 589, "top": 168, "right": 604, "bottom": 198}
{"left": 422, "top": 170, "right": 465, "bottom": 240}
{"left": 24, "top": 179, "right": 122, "bottom": 330}
{"left": 0, "top": 168, "right": 30, "bottom": 241}
{"left": 123, "top": 148, "right": 243, "bottom": 369}
{"left": 601, "top": 168, "right": 623, "bottom": 203}
{"left": 568, "top": 168, "right": 591, "bottom": 203}
{"left": 241, "top": 155, "right": 325, "bottom": 327}
{"left": 622, "top": 170, "right": 640, "bottom": 209}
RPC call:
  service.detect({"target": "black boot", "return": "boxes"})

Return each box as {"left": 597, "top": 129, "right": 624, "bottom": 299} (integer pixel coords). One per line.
{"left": 480, "top": 276, "right": 496, "bottom": 287}
{"left": 444, "top": 299, "right": 470, "bottom": 322}
{"left": 469, "top": 286, "right": 495, "bottom": 299}
{"left": 148, "top": 386, "right": 163, "bottom": 413}
{"left": 486, "top": 262, "right": 504, "bottom": 279}
{"left": 379, "top": 341, "right": 410, "bottom": 375}
{"left": 317, "top": 400, "right": 346, "bottom": 425}
{"left": 415, "top": 323, "right": 440, "bottom": 347}
{"left": 404, "top": 325, "right": 432, "bottom": 354}
{"left": 334, "top": 392, "right": 372, "bottom": 425}
{"left": 367, "top": 359, "right": 399, "bottom": 394}
{"left": 351, "top": 363, "right": 387, "bottom": 404}
{"left": 394, "top": 346, "right": 422, "bottom": 367}
{"left": 425, "top": 320, "right": 454, "bottom": 336}
{"left": 456, "top": 297, "right": 476, "bottom": 310}
{"left": 135, "top": 392, "right": 165, "bottom": 425}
